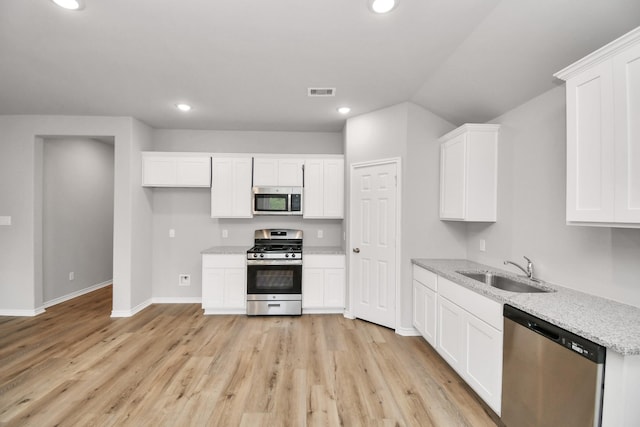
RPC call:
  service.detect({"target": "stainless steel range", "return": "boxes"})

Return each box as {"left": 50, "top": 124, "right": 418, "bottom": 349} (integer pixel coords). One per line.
{"left": 246, "top": 229, "right": 303, "bottom": 316}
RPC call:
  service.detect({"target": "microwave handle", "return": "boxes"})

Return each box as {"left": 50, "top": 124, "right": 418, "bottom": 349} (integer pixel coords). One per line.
{"left": 301, "top": 163, "right": 305, "bottom": 188}
{"left": 251, "top": 157, "right": 255, "bottom": 187}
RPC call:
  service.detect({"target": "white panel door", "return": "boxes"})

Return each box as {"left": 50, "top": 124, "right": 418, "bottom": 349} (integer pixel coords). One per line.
{"left": 278, "top": 158, "right": 304, "bottom": 186}
{"left": 413, "top": 281, "right": 426, "bottom": 336}
{"left": 437, "top": 296, "right": 465, "bottom": 373}
{"left": 323, "top": 159, "right": 344, "bottom": 218}
{"left": 303, "top": 159, "right": 324, "bottom": 217}
{"left": 176, "top": 157, "right": 211, "bottom": 187}
{"left": 614, "top": 42, "right": 640, "bottom": 223}
{"left": 465, "top": 313, "right": 502, "bottom": 414}
{"left": 350, "top": 161, "right": 397, "bottom": 329}
{"left": 252, "top": 158, "right": 279, "bottom": 186}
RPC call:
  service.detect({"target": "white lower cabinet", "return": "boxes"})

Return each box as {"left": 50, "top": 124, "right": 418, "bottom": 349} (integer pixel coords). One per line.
{"left": 412, "top": 264, "right": 503, "bottom": 415}
{"left": 202, "top": 254, "right": 246, "bottom": 314}
{"left": 302, "top": 254, "right": 345, "bottom": 313}
{"left": 437, "top": 276, "right": 503, "bottom": 415}
{"left": 412, "top": 265, "right": 437, "bottom": 347}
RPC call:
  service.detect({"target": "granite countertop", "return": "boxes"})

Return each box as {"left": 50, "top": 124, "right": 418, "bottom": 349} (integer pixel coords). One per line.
{"left": 412, "top": 259, "right": 640, "bottom": 356}
{"left": 201, "top": 246, "right": 248, "bottom": 255}
{"left": 304, "top": 246, "right": 345, "bottom": 255}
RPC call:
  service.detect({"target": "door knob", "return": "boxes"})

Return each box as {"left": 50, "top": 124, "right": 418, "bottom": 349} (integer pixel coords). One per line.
{"left": 353, "top": 248, "right": 360, "bottom": 253}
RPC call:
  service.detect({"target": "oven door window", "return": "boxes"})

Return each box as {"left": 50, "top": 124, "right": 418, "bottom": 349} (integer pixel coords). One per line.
{"left": 255, "top": 194, "right": 288, "bottom": 212}
{"left": 247, "top": 265, "right": 301, "bottom": 294}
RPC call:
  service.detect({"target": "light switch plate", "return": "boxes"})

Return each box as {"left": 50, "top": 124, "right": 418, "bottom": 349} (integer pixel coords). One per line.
{"left": 479, "top": 239, "right": 486, "bottom": 252}
{"left": 0, "top": 216, "right": 11, "bottom": 226}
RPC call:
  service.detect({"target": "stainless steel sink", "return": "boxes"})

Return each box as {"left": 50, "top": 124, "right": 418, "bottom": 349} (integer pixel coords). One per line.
{"left": 456, "top": 271, "right": 551, "bottom": 293}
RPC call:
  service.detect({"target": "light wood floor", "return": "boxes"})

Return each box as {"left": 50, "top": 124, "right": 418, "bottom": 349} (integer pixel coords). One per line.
{"left": 0, "top": 286, "right": 501, "bottom": 426}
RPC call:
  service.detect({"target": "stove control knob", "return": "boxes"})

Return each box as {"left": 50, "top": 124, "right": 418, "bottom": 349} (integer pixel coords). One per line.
{"left": 260, "top": 254, "right": 264, "bottom": 258}
{"left": 290, "top": 253, "right": 296, "bottom": 258}
{"left": 285, "top": 253, "right": 290, "bottom": 258}
{"left": 253, "top": 253, "right": 258, "bottom": 258}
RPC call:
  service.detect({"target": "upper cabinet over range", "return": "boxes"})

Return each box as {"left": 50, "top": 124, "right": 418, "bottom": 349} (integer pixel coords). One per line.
{"left": 252, "top": 157, "right": 304, "bottom": 187}
{"left": 439, "top": 124, "right": 500, "bottom": 222}
{"left": 555, "top": 26, "right": 640, "bottom": 228}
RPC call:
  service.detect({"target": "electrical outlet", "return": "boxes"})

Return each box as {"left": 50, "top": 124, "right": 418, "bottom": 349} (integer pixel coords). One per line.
{"left": 479, "top": 239, "right": 486, "bottom": 252}
{"left": 69, "top": 272, "right": 75, "bottom": 281}
{"left": 317, "top": 229, "right": 323, "bottom": 238}
{"left": 179, "top": 274, "right": 190, "bottom": 286}
{"left": 169, "top": 229, "right": 176, "bottom": 238}
{"left": 222, "top": 229, "right": 228, "bottom": 238}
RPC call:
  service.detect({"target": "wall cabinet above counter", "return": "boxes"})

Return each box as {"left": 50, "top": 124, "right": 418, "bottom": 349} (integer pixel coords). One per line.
{"left": 555, "top": 26, "right": 640, "bottom": 228}
{"left": 141, "top": 152, "right": 345, "bottom": 219}
{"left": 439, "top": 124, "right": 500, "bottom": 222}
{"left": 141, "top": 152, "right": 211, "bottom": 187}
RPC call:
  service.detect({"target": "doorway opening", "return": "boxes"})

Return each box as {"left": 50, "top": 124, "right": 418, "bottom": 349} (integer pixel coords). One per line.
{"left": 41, "top": 136, "right": 115, "bottom": 308}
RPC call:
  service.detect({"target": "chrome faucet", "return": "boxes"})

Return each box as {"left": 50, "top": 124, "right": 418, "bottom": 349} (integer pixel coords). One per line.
{"left": 504, "top": 256, "right": 534, "bottom": 279}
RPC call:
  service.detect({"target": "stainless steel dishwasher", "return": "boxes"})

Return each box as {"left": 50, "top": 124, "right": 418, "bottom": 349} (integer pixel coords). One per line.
{"left": 502, "top": 305, "right": 606, "bottom": 427}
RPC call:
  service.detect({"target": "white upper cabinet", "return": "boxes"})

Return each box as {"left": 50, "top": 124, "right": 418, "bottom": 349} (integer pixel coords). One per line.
{"left": 303, "top": 158, "right": 344, "bottom": 219}
{"left": 555, "top": 27, "right": 640, "bottom": 227}
{"left": 439, "top": 124, "right": 499, "bottom": 222}
{"left": 253, "top": 157, "right": 304, "bottom": 187}
{"left": 211, "top": 156, "right": 253, "bottom": 218}
{"left": 142, "top": 152, "right": 211, "bottom": 187}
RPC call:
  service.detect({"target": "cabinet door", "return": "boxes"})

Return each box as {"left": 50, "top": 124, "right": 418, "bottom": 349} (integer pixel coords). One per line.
{"left": 211, "top": 157, "right": 252, "bottom": 218}
{"left": 224, "top": 268, "right": 246, "bottom": 309}
{"left": 423, "top": 286, "right": 437, "bottom": 348}
{"left": 440, "top": 134, "right": 467, "bottom": 220}
{"left": 464, "top": 314, "right": 502, "bottom": 415}
{"left": 413, "top": 280, "right": 426, "bottom": 336}
{"left": 278, "top": 158, "right": 304, "bottom": 186}
{"left": 202, "top": 268, "right": 225, "bottom": 308}
{"left": 142, "top": 156, "right": 176, "bottom": 186}
{"left": 437, "top": 296, "right": 465, "bottom": 374}
{"left": 302, "top": 268, "right": 324, "bottom": 308}
{"left": 176, "top": 157, "right": 211, "bottom": 187}
{"left": 323, "top": 159, "right": 344, "bottom": 218}
{"left": 253, "top": 158, "right": 279, "bottom": 186}
{"left": 566, "top": 61, "right": 615, "bottom": 223}
{"left": 614, "top": 43, "right": 640, "bottom": 223}
{"left": 303, "top": 159, "right": 324, "bottom": 218}
{"left": 323, "top": 268, "right": 345, "bottom": 308}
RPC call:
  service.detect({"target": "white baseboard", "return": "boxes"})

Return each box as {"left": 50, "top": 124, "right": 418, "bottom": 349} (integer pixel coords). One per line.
{"left": 44, "top": 280, "right": 112, "bottom": 309}
{"left": 152, "top": 297, "right": 201, "bottom": 304}
{"left": 395, "top": 326, "right": 421, "bottom": 337}
{"left": 111, "top": 298, "right": 152, "bottom": 318}
{"left": 343, "top": 310, "right": 356, "bottom": 320}
{"left": 0, "top": 307, "right": 46, "bottom": 317}
{"left": 303, "top": 308, "right": 345, "bottom": 315}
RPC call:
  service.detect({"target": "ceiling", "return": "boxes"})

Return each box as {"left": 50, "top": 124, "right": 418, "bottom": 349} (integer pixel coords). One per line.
{"left": 1, "top": 0, "right": 639, "bottom": 132}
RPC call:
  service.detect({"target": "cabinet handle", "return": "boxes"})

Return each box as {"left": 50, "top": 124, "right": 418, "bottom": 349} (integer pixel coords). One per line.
{"left": 268, "top": 303, "right": 281, "bottom": 307}
{"left": 353, "top": 248, "right": 360, "bottom": 253}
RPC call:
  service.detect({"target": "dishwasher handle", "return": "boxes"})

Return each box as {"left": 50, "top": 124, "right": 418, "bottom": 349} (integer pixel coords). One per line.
{"left": 528, "top": 321, "right": 560, "bottom": 342}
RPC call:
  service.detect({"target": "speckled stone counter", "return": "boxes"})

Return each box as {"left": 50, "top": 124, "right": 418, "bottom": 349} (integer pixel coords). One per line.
{"left": 412, "top": 259, "right": 640, "bottom": 356}
{"left": 304, "top": 246, "right": 345, "bottom": 255}
{"left": 201, "top": 246, "right": 248, "bottom": 255}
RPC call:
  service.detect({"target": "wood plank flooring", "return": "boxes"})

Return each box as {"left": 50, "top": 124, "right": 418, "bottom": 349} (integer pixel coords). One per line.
{"left": 0, "top": 287, "right": 501, "bottom": 426}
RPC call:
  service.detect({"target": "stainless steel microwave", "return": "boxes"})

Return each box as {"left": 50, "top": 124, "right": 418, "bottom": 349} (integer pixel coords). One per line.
{"left": 252, "top": 186, "right": 303, "bottom": 215}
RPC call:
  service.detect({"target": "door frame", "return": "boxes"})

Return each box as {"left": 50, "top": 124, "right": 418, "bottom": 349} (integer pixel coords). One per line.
{"left": 346, "top": 157, "right": 402, "bottom": 332}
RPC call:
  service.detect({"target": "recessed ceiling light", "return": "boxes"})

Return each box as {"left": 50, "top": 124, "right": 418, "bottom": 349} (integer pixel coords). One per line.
{"left": 368, "top": 0, "right": 398, "bottom": 14}
{"left": 176, "top": 103, "right": 192, "bottom": 112}
{"left": 337, "top": 107, "right": 351, "bottom": 115}
{"left": 51, "top": 0, "right": 84, "bottom": 10}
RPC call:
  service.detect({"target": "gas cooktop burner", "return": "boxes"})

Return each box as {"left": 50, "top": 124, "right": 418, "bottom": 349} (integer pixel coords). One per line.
{"left": 247, "top": 228, "right": 303, "bottom": 261}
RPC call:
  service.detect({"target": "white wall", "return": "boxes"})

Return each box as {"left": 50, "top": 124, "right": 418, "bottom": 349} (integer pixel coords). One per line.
{"left": 43, "top": 137, "right": 114, "bottom": 303}
{"left": 0, "top": 116, "right": 152, "bottom": 316}
{"left": 344, "top": 102, "right": 467, "bottom": 331}
{"left": 149, "top": 129, "right": 344, "bottom": 299}
{"left": 466, "top": 87, "right": 640, "bottom": 308}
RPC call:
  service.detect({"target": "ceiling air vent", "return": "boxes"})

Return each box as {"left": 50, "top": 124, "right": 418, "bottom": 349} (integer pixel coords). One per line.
{"left": 308, "top": 88, "right": 336, "bottom": 97}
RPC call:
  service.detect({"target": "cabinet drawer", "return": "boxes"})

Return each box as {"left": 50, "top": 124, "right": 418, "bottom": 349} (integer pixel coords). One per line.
{"left": 304, "top": 254, "right": 345, "bottom": 268}
{"left": 202, "top": 254, "right": 246, "bottom": 269}
{"left": 438, "top": 276, "right": 502, "bottom": 331}
{"left": 413, "top": 265, "right": 437, "bottom": 291}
